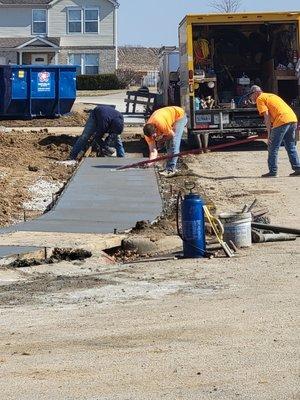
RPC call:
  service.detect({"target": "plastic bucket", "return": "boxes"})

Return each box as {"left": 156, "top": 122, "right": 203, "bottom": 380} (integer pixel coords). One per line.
{"left": 219, "top": 212, "right": 252, "bottom": 248}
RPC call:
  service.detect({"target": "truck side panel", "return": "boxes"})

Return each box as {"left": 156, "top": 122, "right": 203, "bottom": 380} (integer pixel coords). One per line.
{"left": 179, "top": 20, "right": 192, "bottom": 127}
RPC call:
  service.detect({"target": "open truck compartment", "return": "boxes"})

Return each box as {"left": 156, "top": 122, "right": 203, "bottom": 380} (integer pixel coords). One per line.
{"left": 179, "top": 13, "right": 300, "bottom": 143}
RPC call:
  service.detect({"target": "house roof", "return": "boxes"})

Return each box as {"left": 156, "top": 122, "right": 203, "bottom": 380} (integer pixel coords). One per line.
{"left": 118, "top": 47, "right": 160, "bottom": 72}
{"left": 0, "top": 1, "right": 52, "bottom": 4}
{"left": 0, "top": 37, "right": 60, "bottom": 48}
{"left": 0, "top": 0, "right": 119, "bottom": 5}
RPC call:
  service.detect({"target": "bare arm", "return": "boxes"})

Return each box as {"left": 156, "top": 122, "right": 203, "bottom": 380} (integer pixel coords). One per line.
{"left": 148, "top": 142, "right": 158, "bottom": 160}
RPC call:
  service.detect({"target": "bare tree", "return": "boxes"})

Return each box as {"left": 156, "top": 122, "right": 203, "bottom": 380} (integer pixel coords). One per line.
{"left": 208, "top": 0, "right": 242, "bottom": 13}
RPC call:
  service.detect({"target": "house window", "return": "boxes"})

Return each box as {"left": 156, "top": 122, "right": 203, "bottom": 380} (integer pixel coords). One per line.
{"left": 68, "top": 9, "right": 82, "bottom": 33}
{"left": 32, "top": 9, "right": 47, "bottom": 35}
{"left": 70, "top": 54, "right": 82, "bottom": 75}
{"left": 67, "top": 8, "right": 99, "bottom": 34}
{"left": 69, "top": 53, "right": 99, "bottom": 75}
{"left": 84, "top": 9, "right": 99, "bottom": 33}
{"left": 85, "top": 54, "right": 99, "bottom": 74}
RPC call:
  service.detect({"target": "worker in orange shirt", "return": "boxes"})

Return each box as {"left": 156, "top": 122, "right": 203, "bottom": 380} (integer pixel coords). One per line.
{"left": 249, "top": 85, "right": 300, "bottom": 177}
{"left": 143, "top": 106, "right": 187, "bottom": 177}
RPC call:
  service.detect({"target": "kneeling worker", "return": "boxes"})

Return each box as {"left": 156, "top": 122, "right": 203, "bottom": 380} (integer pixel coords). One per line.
{"left": 143, "top": 106, "right": 187, "bottom": 177}
{"left": 70, "top": 105, "right": 125, "bottom": 160}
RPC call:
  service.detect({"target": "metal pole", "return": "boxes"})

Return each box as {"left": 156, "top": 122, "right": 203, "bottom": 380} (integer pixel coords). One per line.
{"left": 251, "top": 223, "right": 300, "bottom": 236}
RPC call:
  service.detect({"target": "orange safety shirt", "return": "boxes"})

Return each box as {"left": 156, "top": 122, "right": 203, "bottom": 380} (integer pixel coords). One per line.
{"left": 256, "top": 93, "right": 297, "bottom": 128}
{"left": 144, "top": 106, "right": 185, "bottom": 146}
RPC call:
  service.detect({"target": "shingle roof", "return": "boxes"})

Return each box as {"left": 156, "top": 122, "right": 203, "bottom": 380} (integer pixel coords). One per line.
{"left": 0, "top": 37, "right": 60, "bottom": 48}
{"left": 0, "top": 1, "right": 52, "bottom": 4}
{"left": 0, "top": 0, "right": 119, "bottom": 6}
{"left": 118, "top": 47, "right": 160, "bottom": 72}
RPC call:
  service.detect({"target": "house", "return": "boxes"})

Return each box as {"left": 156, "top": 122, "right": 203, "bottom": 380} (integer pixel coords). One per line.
{"left": 0, "top": 0, "right": 119, "bottom": 74}
{"left": 118, "top": 46, "right": 160, "bottom": 86}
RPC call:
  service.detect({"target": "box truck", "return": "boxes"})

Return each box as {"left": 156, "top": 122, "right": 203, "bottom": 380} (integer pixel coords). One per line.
{"left": 179, "top": 11, "right": 300, "bottom": 148}
{"left": 157, "top": 46, "right": 180, "bottom": 106}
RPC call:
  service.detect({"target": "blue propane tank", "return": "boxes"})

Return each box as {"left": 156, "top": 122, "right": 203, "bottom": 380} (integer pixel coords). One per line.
{"left": 181, "top": 190, "right": 206, "bottom": 258}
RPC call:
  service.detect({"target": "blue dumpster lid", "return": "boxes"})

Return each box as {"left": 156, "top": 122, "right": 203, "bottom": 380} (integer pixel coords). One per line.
{"left": 19, "top": 64, "right": 77, "bottom": 68}
{"left": 0, "top": 64, "right": 78, "bottom": 69}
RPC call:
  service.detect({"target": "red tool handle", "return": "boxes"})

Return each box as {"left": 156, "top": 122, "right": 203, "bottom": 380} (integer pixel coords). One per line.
{"left": 116, "top": 135, "right": 260, "bottom": 171}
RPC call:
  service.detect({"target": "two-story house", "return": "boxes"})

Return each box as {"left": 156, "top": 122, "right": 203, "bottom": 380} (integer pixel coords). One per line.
{"left": 0, "top": 0, "right": 119, "bottom": 74}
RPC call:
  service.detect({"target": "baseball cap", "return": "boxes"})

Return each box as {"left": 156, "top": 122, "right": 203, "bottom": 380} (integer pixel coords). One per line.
{"left": 246, "top": 85, "right": 262, "bottom": 96}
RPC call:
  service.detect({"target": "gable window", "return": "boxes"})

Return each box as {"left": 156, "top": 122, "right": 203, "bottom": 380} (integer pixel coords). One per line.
{"left": 68, "top": 9, "right": 82, "bottom": 33}
{"left": 84, "top": 9, "right": 99, "bottom": 33}
{"left": 68, "top": 53, "right": 99, "bottom": 75}
{"left": 32, "top": 9, "right": 47, "bottom": 35}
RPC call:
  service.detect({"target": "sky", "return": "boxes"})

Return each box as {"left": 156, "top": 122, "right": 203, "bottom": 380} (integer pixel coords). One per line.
{"left": 118, "top": 0, "right": 300, "bottom": 47}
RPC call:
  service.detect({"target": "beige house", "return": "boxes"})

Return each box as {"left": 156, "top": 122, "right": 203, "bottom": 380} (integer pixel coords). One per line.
{"left": 0, "top": 0, "right": 119, "bottom": 74}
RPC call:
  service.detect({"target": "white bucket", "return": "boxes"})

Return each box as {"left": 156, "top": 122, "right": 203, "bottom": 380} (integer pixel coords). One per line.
{"left": 219, "top": 212, "right": 252, "bottom": 248}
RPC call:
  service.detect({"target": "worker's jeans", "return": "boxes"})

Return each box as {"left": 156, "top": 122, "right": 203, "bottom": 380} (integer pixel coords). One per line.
{"left": 70, "top": 112, "right": 125, "bottom": 159}
{"left": 165, "top": 114, "right": 188, "bottom": 171}
{"left": 268, "top": 122, "right": 300, "bottom": 174}
{"left": 105, "top": 134, "right": 125, "bottom": 157}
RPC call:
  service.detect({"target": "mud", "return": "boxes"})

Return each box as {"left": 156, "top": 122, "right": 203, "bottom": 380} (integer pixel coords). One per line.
{"left": 8, "top": 248, "right": 92, "bottom": 269}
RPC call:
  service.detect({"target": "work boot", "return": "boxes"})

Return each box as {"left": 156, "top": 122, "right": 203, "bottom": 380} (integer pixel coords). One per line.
{"left": 100, "top": 146, "right": 115, "bottom": 157}
{"left": 159, "top": 169, "right": 178, "bottom": 178}
{"left": 289, "top": 170, "right": 300, "bottom": 176}
{"left": 261, "top": 172, "right": 277, "bottom": 178}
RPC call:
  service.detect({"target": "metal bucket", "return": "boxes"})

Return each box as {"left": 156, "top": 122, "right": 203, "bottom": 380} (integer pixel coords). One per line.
{"left": 219, "top": 212, "right": 252, "bottom": 248}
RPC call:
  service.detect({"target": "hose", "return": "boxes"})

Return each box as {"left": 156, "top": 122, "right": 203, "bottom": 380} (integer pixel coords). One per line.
{"left": 194, "top": 39, "right": 210, "bottom": 63}
{"left": 176, "top": 191, "right": 184, "bottom": 241}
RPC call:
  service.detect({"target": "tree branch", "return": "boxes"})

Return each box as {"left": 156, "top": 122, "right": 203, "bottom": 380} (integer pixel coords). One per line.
{"left": 208, "top": 0, "right": 242, "bottom": 13}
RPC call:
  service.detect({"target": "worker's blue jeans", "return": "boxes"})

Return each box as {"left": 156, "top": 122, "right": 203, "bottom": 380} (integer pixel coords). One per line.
{"left": 165, "top": 114, "right": 188, "bottom": 171}
{"left": 104, "top": 134, "right": 125, "bottom": 157}
{"left": 268, "top": 122, "right": 300, "bottom": 174}
{"left": 70, "top": 112, "right": 125, "bottom": 159}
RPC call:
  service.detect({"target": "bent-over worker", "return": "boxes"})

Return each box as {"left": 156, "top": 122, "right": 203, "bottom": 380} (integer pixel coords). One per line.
{"left": 249, "top": 85, "right": 300, "bottom": 177}
{"left": 143, "top": 106, "right": 187, "bottom": 177}
{"left": 70, "top": 105, "right": 125, "bottom": 160}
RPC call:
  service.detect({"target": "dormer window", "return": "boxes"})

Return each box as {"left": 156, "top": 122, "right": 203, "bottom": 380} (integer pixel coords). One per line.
{"left": 32, "top": 9, "right": 47, "bottom": 35}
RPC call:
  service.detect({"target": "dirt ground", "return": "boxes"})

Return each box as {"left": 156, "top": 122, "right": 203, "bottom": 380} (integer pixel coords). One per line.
{"left": 0, "top": 126, "right": 152, "bottom": 228}
{"left": 0, "top": 103, "right": 93, "bottom": 128}
{"left": 0, "top": 130, "right": 76, "bottom": 226}
{"left": 0, "top": 138, "right": 299, "bottom": 399}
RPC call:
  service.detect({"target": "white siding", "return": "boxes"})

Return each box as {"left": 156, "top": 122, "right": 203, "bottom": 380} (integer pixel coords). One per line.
{"left": 0, "top": 7, "right": 43, "bottom": 37}
{"left": 48, "top": 0, "right": 115, "bottom": 47}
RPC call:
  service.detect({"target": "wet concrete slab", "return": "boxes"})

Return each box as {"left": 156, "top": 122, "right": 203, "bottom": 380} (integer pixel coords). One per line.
{"left": 0, "top": 158, "right": 162, "bottom": 235}
{"left": 0, "top": 246, "right": 41, "bottom": 259}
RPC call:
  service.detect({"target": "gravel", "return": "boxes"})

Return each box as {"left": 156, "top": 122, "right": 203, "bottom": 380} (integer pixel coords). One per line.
{"left": 23, "top": 179, "right": 63, "bottom": 211}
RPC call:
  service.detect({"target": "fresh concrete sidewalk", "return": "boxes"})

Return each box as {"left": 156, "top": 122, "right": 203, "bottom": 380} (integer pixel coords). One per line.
{"left": 0, "top": 158, "right": 161, "bottom": 236}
